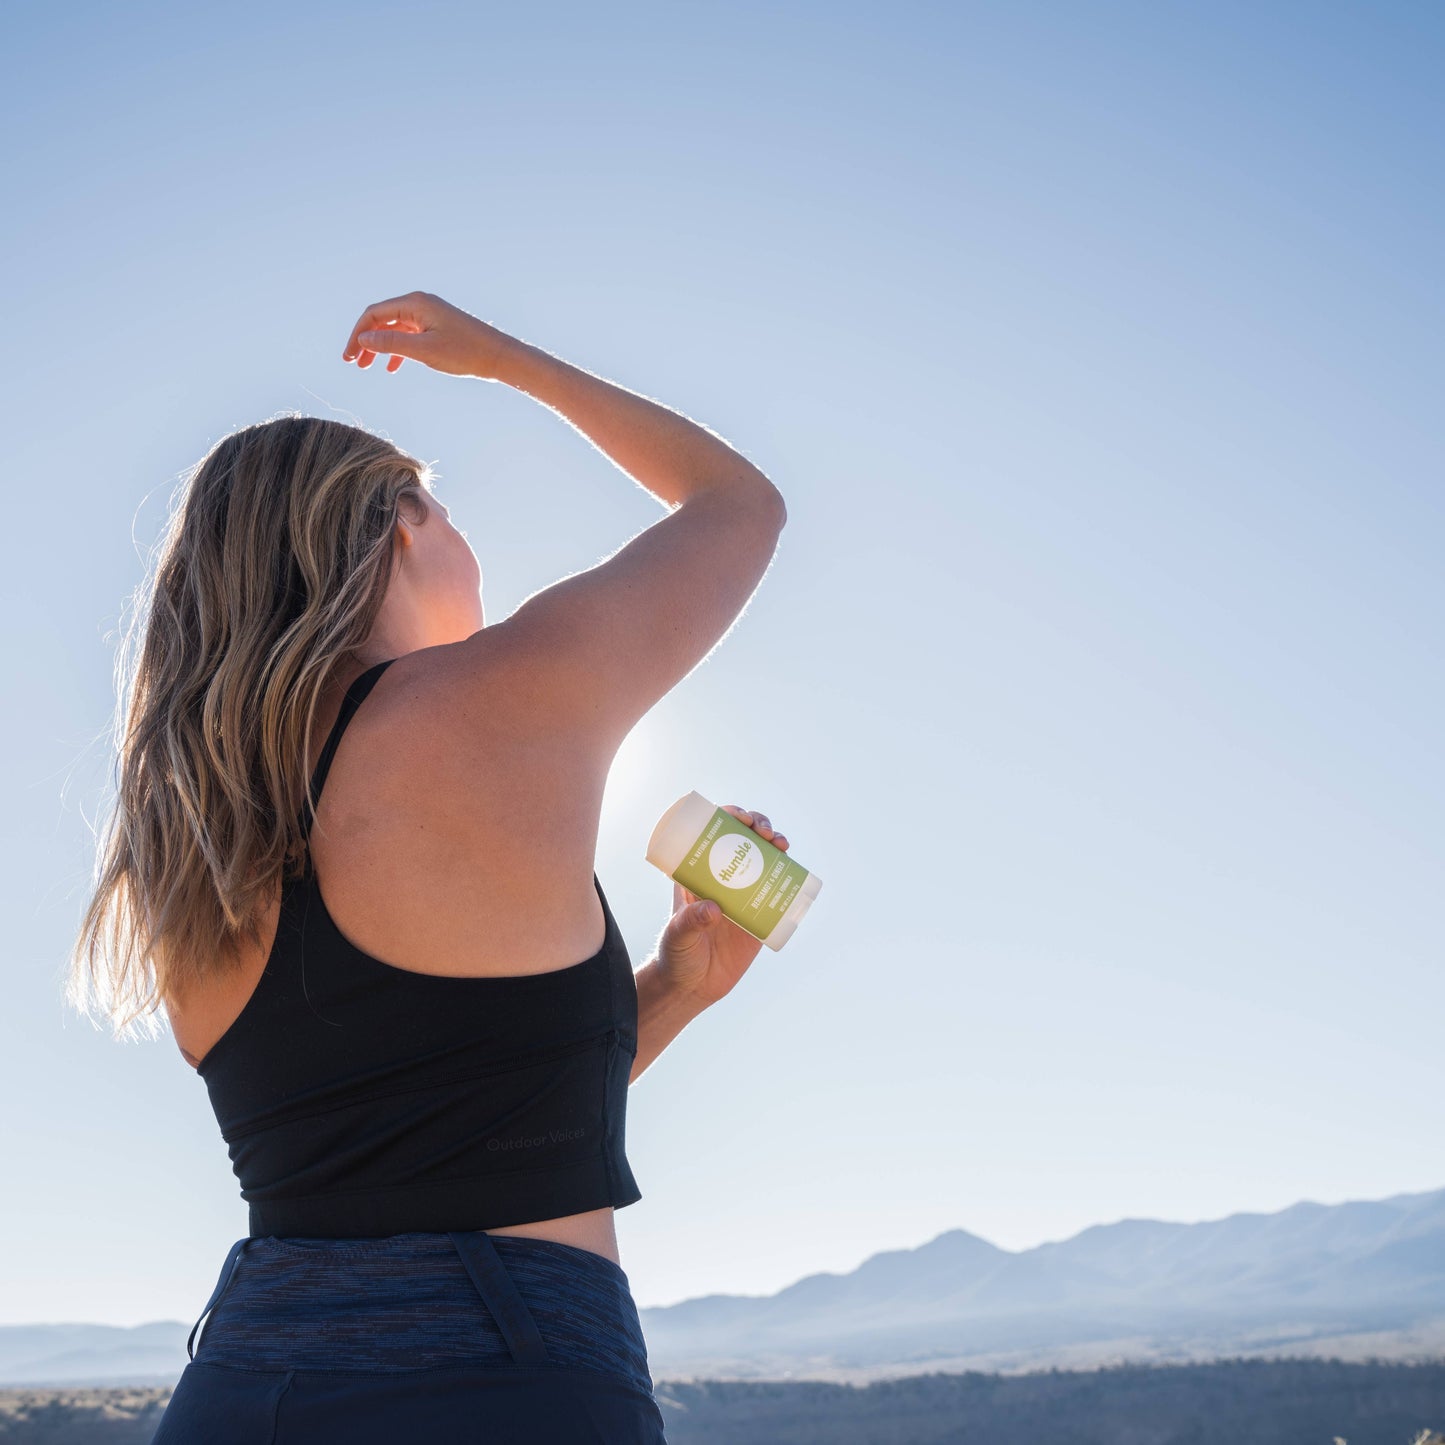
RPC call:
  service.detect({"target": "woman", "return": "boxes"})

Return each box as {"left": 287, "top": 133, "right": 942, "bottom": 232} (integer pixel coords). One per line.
{"left": 68, "top": 291, "right": 791, "bottom": 1443}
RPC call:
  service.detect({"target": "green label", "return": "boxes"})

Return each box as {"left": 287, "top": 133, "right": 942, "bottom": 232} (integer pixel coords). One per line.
{"left": 671, "top": 806, "right": 811, "bottom": 941}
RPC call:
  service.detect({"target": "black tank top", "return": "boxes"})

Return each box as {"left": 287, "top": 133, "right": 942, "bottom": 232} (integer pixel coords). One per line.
{"left": 196, "top": 658, "right": 643, "bottom": 1238}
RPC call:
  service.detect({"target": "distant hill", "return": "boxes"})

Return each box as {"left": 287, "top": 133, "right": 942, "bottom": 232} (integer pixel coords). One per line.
{"left": 0, "top": 1324, "right": 183, "bottom": 1392}
{"left": 637, "top": 1185, "right": 1445, "bottom": 1381}
{"left": 1, "top": 1186, "right": 1441, "bottom": 1388}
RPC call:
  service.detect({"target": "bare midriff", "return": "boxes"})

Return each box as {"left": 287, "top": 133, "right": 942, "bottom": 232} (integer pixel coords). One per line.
{"left": 483, "top": 1208, "right": 621, "bottom": 1266}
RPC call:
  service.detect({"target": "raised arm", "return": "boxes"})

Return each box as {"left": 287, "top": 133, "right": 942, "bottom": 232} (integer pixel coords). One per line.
{"left": 476, "top": 334, "right": 787, "bottom": 758}
{"left": 345, "top": 293, "right": 787, "bottom": 764}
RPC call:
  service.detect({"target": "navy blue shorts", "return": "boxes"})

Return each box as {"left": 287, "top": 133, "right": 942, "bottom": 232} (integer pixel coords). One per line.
{"left": 150, "top": 1230, "right": 668, "bottom": 1443}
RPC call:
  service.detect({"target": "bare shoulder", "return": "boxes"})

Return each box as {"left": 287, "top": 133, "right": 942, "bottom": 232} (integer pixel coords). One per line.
{"left": 338, "top": 628, "right": 610, "bottom": 882}
{"left": 386, "top": 623, "right": 605, "bottom": 762}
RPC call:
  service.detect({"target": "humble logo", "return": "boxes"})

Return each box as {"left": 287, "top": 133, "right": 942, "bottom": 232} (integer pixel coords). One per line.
{"left": 709, "top": 833, "right": 764, "bottom": 889}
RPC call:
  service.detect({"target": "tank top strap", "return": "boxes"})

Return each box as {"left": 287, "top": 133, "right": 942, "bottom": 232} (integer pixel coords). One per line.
{"left": 298, "top": 658, "right": 397, "bottom": 838}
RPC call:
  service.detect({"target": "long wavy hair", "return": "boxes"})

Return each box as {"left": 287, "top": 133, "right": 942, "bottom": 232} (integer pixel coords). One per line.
{"left": 69, "top": 413, "right": 435, "bottom": 1041}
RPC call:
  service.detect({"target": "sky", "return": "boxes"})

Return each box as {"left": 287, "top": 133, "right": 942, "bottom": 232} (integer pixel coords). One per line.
{"left": 1, "top": 0, "right": 1440, "bottom": 1327}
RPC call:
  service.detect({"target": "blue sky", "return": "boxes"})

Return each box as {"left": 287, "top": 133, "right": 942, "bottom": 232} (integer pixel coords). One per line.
{"left": 2, "top": 0, "right": 1440, "bottom": 1326}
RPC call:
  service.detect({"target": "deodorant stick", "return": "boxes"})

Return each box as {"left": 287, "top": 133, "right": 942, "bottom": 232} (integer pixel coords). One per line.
{"left": 646, "top": 791, "right": 822, "bottom": 950}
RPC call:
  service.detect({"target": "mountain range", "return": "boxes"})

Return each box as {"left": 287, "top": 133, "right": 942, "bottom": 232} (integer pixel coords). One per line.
{"left": 639, "top": 1184, "right": 1445, "bottom": 1380}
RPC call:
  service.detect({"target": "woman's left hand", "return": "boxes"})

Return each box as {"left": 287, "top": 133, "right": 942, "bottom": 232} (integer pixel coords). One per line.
{"left": 656, "top": 805, "right": 789, "bottom": 1009}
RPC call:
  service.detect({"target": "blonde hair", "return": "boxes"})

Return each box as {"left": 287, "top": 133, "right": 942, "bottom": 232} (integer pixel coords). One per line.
{"left": 69, "top": 412, "right": 434, "bottom": 1040}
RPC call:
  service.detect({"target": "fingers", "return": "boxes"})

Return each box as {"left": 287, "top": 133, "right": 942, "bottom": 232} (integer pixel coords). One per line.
{"left": 349, "top": 322, "right": 418, "bottom": 367}
{"left": 722, "top": 804, "right": 788, "bottom": 850}
{"left": 341, "top": 292, "right": 429, "bottom": 363}
{"left": 350, "top": 342, "right": 401, "bottom": 372}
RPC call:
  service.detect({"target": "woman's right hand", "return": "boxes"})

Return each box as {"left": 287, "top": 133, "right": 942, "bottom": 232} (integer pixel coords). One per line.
{"left": 341, "top": 291, "right": 520, "bottom": 380}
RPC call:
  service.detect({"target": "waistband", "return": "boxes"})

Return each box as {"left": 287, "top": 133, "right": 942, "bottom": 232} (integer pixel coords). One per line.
{"left": 187, "top": 1230, "right": 653, "bottom": 1399}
